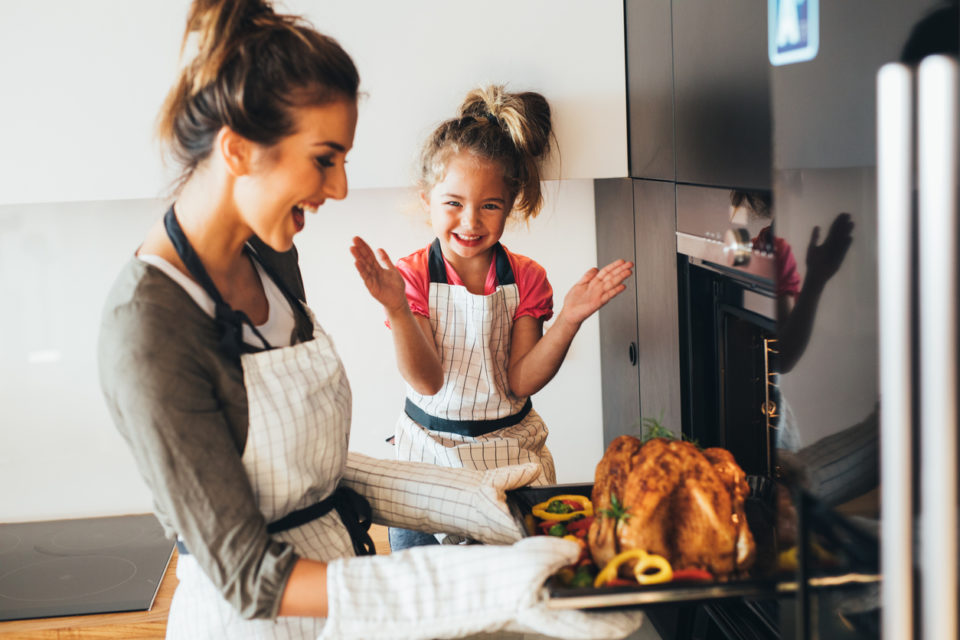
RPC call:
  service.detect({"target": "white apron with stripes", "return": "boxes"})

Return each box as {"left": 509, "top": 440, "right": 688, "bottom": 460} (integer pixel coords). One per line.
{"left": 395, "top": 269, "right": 556, "bottom": 486}
{"left": 166, "top": 316, "right": 352, "bottom": 639}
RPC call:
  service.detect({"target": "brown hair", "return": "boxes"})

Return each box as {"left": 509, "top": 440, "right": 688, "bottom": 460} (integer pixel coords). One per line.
{"left": 157, "top": 0, "right": 359, "bottom": 192}
{"left": 418, "top": 85, "right": 554, "bottom": 220}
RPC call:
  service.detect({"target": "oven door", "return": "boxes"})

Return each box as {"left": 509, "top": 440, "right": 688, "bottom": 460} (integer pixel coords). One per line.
{"left": 676, "top": 184, "right": 779, "bottom": 477}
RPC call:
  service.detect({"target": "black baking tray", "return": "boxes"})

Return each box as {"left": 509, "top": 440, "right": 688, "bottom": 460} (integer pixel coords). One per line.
{"left": 506, "top": 482, "right": 880, "bottom": 610}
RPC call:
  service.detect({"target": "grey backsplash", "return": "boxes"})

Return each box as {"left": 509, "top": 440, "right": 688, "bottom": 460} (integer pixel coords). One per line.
{"left": 0, "top": 181, "right": 606, "bottom": 522}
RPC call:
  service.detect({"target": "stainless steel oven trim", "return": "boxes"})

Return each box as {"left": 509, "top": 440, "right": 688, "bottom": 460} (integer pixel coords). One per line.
{"left": 677, "top": 231, "right": 777, "bottom": 282}
{"left": 543, "top": 573, "right": 883, "bottom": 610}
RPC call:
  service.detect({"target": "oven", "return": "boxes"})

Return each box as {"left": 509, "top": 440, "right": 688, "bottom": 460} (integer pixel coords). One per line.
{"left": 676, "top": 185, "right": 779, "bottom": 479}
{"left": 673, "top": 183, "right": 882, "bottom": 640}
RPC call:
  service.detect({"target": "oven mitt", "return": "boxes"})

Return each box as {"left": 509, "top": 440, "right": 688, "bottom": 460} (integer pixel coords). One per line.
{"left": 320, "top": 536, "right": 644, "bottom": 640}
{"left": 341, "top": 452, "right": 536, "bottom": 545}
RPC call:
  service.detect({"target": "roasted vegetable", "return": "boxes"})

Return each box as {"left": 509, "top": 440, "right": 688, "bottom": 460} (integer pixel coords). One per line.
{"left": 594, "top": 548, "right": 673, "bottom": 587}
{"left": 531, "top": 495, "right": 593, "bottom": 522}
{"left": 633, "top": 553, "right": 673, "bottom": 585}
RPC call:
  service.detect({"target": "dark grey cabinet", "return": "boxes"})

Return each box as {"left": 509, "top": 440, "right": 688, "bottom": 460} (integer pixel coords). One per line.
{"left": 626, "top": 0, "right": 772, "bottom": 190}
{"left": 595, "top": 178, "right": 642, "bottom": 446}
{"left": 595, "top": 178, "right": 682, "bottom": 446}
{"left": 625, "top": 0, "right": 675, "bottom": 181}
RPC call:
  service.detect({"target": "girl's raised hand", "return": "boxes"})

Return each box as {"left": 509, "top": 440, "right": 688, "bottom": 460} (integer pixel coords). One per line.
{"left": 560, "top": 259, "right": 634, "bottom": 325}
{"left": 350, "top": 236, "right": 408, "bottom": 312}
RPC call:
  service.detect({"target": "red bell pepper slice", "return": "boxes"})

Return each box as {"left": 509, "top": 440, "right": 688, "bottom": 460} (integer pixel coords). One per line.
{"left": 565, "top": 516, "right": 595, "bottom": 533}
{"left": 603, "top": 578, "right": 637, "bottom": 587}
{"left": 671, "top": 568, "right": 714, "bottom": 582}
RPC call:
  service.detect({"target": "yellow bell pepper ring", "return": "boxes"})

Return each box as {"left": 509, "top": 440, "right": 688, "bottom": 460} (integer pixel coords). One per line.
{"left": 594, "top": 549, "right": 648, "bottom": 587}
{"left": 531, "top": 495, "right": 594, "bottom": 521}
{"left": 633, "top": 553, "right": 673, "bottom": 585}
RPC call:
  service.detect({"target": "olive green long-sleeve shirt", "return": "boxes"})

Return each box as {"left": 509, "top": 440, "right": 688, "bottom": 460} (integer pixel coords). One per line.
{"left": 97, "top": 239, "right": 314, "bottom": 620}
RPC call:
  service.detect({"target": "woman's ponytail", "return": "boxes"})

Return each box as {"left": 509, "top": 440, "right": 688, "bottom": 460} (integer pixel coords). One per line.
{"left": 156, "top": 0, "right": 359, "bottom": 194}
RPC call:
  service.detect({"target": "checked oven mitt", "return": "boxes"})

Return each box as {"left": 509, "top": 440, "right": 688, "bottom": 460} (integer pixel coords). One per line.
{"left": 320, "top": 536, "right": 644, "bottom": 640}
{"left": 341, "top": 452, "right": 537, "bottom": 545}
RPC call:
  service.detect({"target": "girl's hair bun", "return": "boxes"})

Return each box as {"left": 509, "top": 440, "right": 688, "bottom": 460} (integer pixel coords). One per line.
{"left": 419, "top": 85, "right": 555, "bottom": 220}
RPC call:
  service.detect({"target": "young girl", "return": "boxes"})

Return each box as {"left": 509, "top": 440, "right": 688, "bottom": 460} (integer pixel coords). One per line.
{"left": 351, "top": 86, "right": 634, "bottom": 550}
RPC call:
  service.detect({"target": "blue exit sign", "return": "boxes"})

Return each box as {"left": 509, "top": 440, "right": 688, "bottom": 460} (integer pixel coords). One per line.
{"left": 769, "top": 0, "right": 820, "bottom": 66}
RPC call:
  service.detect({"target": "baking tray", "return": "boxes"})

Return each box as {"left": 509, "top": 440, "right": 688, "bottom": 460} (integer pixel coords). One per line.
{"left": 506, "top": 483, "right": 880, "bottom": 610}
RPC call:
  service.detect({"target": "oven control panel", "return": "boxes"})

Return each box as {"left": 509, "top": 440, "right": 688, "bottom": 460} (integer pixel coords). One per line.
{"left": 675, "top": 184, "right": 777, "bottom": 286}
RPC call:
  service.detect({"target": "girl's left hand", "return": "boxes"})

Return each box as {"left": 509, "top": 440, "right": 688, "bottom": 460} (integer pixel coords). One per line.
{"left": 561, "top": 259, "right": 634, "bottom": 325}
{"left": 350, "top": 236, "right": 408, "bottom": 312}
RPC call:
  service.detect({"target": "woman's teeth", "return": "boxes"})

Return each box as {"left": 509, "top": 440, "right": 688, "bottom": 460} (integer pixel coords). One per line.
{"left": 296, "top": 202, "right": 320, "bottom": 214}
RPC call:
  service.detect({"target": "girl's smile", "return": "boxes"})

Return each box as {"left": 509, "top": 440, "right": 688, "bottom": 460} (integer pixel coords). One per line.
{"left": 422, "top": 151, "right": 511, "bottom": 273}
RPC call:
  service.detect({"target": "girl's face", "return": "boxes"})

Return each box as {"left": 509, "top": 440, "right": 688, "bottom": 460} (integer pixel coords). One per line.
{"left": 422, "top": 151, "right": 511, "bottom": 270}
{"left": 236, "top": 97, "right": 358, "bottom": 252}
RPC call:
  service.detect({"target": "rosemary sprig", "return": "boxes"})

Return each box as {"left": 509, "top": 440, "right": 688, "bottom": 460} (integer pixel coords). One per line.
{"left": 599, "top": 492, "right": 631, "bottom": 523}
{"left": 638, "top": 413, "right": 700, "bottom": 448}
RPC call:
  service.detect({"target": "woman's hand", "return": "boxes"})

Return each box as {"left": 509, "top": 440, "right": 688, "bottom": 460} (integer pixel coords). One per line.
{"left": 560, "top": 259, "right": 634, "bottom": 325}
{"left": 350, "top": 236, "right": 407, "bottom": 312}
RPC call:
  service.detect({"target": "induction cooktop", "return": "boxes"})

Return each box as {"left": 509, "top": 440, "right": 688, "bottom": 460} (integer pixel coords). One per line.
{"left": 0, "top": 513, "right": 174, "bottom": 622}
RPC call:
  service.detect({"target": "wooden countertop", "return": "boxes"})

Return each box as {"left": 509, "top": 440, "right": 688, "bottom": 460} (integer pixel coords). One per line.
{"left": 0, "top": 524, "right": 391, "bottom": 639}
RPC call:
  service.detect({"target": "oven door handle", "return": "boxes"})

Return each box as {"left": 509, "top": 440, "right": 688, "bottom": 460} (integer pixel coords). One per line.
{"left": 876, "top": 61, "right": 915, "bottom": 640}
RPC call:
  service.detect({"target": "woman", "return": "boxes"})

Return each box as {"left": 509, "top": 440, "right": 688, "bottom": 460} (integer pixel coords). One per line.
{"left": 97, "top": 1, "right": 642, "bottom": 638}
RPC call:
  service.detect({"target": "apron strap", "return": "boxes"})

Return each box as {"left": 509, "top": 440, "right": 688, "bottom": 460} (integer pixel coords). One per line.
{"left": 244, "top": 242, "right": 313, "bottom": 337}
{"left": 163, "top": 207, "right": 272, "bottom": 360}
{"left": 404, "top": 397, "right": 533, "bottom": 437}
{"left": 177, "top": 486, "right": 375, "bottom": 557}
{"left": 427, "top": 238, "right": 447, "bottom": 284}
{"left": 427, "top": 238, "right": 516, "bottom": 286}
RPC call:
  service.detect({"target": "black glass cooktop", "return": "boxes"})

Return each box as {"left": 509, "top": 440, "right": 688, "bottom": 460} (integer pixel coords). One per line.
{"left": 0, "top": 514, "right": 174, "bottom": 622}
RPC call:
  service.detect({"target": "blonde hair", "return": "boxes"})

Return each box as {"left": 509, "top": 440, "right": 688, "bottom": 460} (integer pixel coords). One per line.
{"left": 417, "top": 85, "right": 554, "bottom": 220}
{"left": 156, "top": 0, "right": 359, "bottom": 193}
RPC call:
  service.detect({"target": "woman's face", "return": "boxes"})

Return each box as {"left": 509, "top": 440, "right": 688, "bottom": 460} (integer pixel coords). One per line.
{"left": 236, "top": 97, "right": 358, "bottom": 252}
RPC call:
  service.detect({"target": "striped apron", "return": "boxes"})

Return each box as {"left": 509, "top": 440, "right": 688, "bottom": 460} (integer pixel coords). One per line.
{"left": 394, "top": 239, "right": 556, "bottom": 486}
{"left": 166, "top": 319, "right": 360, "bottom": 639}
{"left": 161, "top": 209, "right": 369, "bottom": 638}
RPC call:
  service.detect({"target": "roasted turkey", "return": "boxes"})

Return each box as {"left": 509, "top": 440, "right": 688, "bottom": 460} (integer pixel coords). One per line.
{"left": 587, "top": 435, "right": 756, "bottom": 579}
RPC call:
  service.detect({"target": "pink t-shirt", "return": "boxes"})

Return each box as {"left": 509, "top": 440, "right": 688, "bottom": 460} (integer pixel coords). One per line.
{"left": 395, "top": 243, "right": 554, "bottom": 321}
{"left": 754, "top": 227, "right": 801, "bottom": 298}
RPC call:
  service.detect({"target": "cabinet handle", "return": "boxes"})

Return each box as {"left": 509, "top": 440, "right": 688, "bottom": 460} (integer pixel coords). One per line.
{"left": 628, "top": 342, "right": 638, "bottom": 366}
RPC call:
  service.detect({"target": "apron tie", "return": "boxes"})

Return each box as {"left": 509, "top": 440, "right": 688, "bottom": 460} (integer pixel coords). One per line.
{"left": 267, "top": 486, "right": 375, "bottom": 556}
{"left": 178, "top": 486, "right": 375, "bottom": 557}
{"left": 404, "top": 397, "right": 533, "bottom": 437}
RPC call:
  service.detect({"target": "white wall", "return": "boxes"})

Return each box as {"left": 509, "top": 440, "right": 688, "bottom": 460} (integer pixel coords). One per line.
{"left": 0, "top": 0, "right": 626, "bottom": 205}
{"left": 0, "top": 0, "right": 625, "bottom": 522}
{"left": 0, "top": 183, "right": 606, "bottom": 522}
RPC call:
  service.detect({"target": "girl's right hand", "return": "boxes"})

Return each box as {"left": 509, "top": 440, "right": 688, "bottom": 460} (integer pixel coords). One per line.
{"left": 350, "top": 236, "right": 408, "bottom": 312}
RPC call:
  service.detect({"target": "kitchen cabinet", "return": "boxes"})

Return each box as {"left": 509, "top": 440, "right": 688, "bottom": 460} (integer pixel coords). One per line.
{"left": 595, "top": 178, "right": 642, "bottom": 446}
{"left": 625, "top": 0, "right": 675, "bottom": 181}
{"left": 625, "top": 0, "right": 772, "bottom": 190}
{"left": 595, "top": 178, "right": 682, "bottom": 445}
